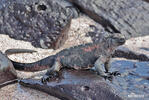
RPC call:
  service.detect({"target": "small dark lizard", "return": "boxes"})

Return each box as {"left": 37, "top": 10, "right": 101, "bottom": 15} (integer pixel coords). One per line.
{"left": 10, "top": 33, "right": 125, "bottom": 83}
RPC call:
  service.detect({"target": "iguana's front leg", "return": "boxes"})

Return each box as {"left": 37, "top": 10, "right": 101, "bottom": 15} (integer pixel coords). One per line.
{"left": 94, "top": 55, "right": 107, "bottom": 76}
{"left": 41, "top": 59, "right": 62, "bottom": 83}
{"left": 105, "top": 57, "right": 111, "bottom": 73}
{"left": 94, "top": 55, "right": 112, "bottom": 79}
{"left": 105, "top": 56, "right": 120, "bottom": 76}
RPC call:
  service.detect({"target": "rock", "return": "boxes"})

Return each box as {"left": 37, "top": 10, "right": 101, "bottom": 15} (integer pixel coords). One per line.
{"left": 54, "top": 0, "right": 80, "bottom": 18}
{"left": 0, "top": 51, "right": 17, "bottom": 87}
{"left": 68, "top": 0, "right": 149, "bottom": 39}
{"left": 20, "top": 69, "right": 123, "bottom": 100}
{"left": 144, "top": 0, "right": 149, "bottom": 3}
{"left": 0, "top": 0, "right": 72, "bottom": 49}
{"left": 110, "top": 60, "right": 149, "bottom": 99}
{"left": 113, "top": 46, "right": 149, "bottom": 61}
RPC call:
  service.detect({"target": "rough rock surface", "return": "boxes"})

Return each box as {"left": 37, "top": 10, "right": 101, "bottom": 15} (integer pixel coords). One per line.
{"left": 68, "top": 0, "right": 149, "bottom": 39}
{"left": 20, "top": 69, "right": 123, "bottom": 100}
{"left": 0, "top": 0, "right": 73, "bottom": 49}
{"left": 53, "top": 0, "right": 80, "bottom": 18}
{"left": 0, "top": 51, "right": 17, "bottom": 87}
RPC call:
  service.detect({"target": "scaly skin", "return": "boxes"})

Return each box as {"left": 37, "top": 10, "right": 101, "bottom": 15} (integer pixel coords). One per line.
{"left": 12, "top": 55, "right": 55, "bottom": 72}
{"left": 41, "top": 33, "right": 125, "bottom": 83}
{"left": 4, "top": 49, "right": 53, "bottom": 72}
{"left": 10, "top": 33, "right": 125, "bottom": 83}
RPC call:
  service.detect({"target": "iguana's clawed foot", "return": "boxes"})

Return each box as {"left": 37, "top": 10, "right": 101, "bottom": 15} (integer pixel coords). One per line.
{"left": 102, "top": 71, "right": 121, "bottom": 81}
{"left": 105, "top": 71, "right": 121, "bottom": 76}
{"left": 109, "top": 71, "right": 121, "bottom": 76}
{"left": 41, "top": 71, "right": 59, "bottom": 84}
{"left": 41, "top": 75, "right": 49, "bottom": 84}
{"left": 101, "top": 75, "right": 113, "bottom": 81}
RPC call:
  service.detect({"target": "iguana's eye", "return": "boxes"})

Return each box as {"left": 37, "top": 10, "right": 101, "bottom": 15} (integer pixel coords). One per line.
{"left": 37, "top": 4, "right": 47, "bottom": 11}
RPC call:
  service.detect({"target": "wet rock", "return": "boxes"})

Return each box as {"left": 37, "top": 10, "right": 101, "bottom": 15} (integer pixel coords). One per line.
{"left": 0, "top": 0, "right": 72, "bottom": 49}
{"left": 110, "top": 60, "right": 149, "bottom": 99}
{"left": 0, "top": 51, "right": 17, "bottom": 87}
{"left": 20, "top": 69, "right": 123, "bottom": 100}
{"left": 68, "top": 0, "right": 149, "bottom": 39}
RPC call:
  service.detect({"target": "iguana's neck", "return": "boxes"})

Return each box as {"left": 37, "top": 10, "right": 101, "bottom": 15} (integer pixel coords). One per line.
{"left": 102, "top": 38, "right": 116, "bottom": 54}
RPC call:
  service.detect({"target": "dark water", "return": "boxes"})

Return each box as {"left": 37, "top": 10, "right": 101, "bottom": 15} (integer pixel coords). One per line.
{"left": 110, "top": 60, "right": 149, "bottom": 100}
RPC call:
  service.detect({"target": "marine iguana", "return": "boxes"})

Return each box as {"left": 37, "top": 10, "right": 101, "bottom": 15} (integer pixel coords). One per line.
{"left": 40, "top": 33, "right": 125, "bottom": 83}
{"left": 9, "top": 33, "right": 125, "bottom": 83}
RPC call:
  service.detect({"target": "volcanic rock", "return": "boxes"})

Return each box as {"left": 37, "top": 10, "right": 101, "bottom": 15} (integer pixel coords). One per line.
{"left": 68, "top": 0, "right": 149, "bottom": 39}
{"left": 20, "top": 69, "right": 123, "bottom": 100}
{"left": 54, "top": 0, "right": 80, "bottom": 18}
{"left": 0, "top": 0, "right": 73, "bottom": 49}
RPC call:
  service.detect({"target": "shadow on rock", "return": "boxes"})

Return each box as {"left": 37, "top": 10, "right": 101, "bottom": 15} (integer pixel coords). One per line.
{"left": 140, "top": 47, "right": 149, "bottom": 52}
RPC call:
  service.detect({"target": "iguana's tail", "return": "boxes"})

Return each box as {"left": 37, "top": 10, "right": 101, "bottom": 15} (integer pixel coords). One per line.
{"left": 5, "top": 49, "right": 55, "bottom": 72}
{"left": 11, "top": 55, "right": 55, "bottom": 72}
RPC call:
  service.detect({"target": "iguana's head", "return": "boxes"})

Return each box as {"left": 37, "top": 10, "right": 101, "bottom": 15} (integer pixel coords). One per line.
{"left": 105, "top": 33, "right": 126, "bottom": 48}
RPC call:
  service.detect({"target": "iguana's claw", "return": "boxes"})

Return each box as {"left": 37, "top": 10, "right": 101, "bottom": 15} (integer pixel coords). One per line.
{"left": 41, "top": 75, "right": 49, "bottom": 84}
{"left": 106, "top": 71, "right": 121, "bottom": 76}
{"left": 41, "top": 71, "right": 59, "bottom": 84}
{"left": 102, "top": 75, "right": 113, "bottom": 81}
{"left": 110, "top": 71, "right": 121, "bottom": 76}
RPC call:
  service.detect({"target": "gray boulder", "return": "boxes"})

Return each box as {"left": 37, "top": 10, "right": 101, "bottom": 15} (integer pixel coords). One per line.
{"left": 20, "top": 69, "right": 123, "bottom": 100}
{"left": 0, "top": 0, "right": 73, "bottom": 49}
{"left": 68, "top": 0, "right": 149, "bottom": 39}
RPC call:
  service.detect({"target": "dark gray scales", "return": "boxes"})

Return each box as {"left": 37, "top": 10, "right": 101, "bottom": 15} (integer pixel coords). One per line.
{"left": 57, "top": 43, "right": 102, "bottom": 68}
{"left": 41, "top": 34, "right": 126, "bottom": 83}
{"left": 8, "top": 34, "right": 125, "bottom": 83}
{"left": 0, "top": 0, "right": 76, "bottom": 49}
